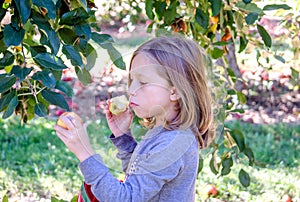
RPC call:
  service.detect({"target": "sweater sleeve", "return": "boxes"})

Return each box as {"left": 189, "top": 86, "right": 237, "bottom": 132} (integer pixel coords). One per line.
{"left": 79, "top": 153, "right": 183, "bottom": 202}
{"left": 110, "top": 131, "right": 137, "bottom": 172}
{"left": 79, "top": 130, "right": 196, "bottom": 202}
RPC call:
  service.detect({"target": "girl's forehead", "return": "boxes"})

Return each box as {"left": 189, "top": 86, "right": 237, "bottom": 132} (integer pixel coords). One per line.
{"left": 130, "top": 54, "right": 164, "bottom": 75}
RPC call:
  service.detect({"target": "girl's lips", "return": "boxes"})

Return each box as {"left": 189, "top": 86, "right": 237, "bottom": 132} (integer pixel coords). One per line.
{"left": 129, "top": 102, "right": 138, "bottom": 107}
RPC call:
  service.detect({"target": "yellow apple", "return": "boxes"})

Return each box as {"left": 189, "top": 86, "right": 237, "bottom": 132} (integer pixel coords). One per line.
{"left": 57, "top": 112, "right": 82, "bottom": 129}
{"left": 109, "top": 95, "right": 129, "bottom": 115}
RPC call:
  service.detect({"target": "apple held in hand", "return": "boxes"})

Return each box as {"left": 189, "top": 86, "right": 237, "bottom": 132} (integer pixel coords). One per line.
{"left": 57, "top": 112, "right": 82, "bottom": 129}
{"left": 109, "top": 95, "right": 129, "bottom": 115}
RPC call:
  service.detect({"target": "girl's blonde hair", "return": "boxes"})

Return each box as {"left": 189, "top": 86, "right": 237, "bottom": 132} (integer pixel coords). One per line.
{"left": 129, "top": 35, "right": 215, "bottom": 148}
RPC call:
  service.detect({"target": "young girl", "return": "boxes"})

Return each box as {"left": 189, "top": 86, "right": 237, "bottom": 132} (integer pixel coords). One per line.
{"left": 54, "top": 35, "right": 215, "bottom": 201}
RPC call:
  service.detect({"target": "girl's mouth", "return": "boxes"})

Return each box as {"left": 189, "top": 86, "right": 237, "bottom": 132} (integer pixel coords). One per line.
{"left": 129, "top": 102, "right": 139, "bottom": 107}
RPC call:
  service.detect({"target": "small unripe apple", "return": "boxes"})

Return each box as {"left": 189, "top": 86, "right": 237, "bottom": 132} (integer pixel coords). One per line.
{"left": 282, "top": 194, "right": 292, "bottom": 202}
{"left": 57, "top": 112, "right": 82, "bottom": 130}
{"left": 109, "top": 95, "right": 129, "bottom": 115}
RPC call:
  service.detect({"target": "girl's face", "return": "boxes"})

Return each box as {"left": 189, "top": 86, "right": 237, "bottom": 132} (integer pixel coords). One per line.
{"left": 128, "top": 53, "right": 178, "bottom": 126}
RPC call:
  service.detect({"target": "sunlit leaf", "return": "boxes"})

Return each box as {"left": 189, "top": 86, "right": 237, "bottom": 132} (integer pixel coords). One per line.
{"left": 32, "top": 0, "right": 56, "bottom": 19}
{"left": 257, "top": 24, "right": 272, "bottom": 47}
{"left": 263, "top": 4, "right": 291, "bottom": 11}
{"left": 75, "top": 67, "right": 92, "bottom": 86}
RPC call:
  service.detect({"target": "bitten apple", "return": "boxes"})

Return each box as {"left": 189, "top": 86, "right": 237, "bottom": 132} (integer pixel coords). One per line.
{"left": 109, "top": 95, "right": 129, "bottom": 115}
{"left": 57, "top": 112, "right": 82, "bottom": 130}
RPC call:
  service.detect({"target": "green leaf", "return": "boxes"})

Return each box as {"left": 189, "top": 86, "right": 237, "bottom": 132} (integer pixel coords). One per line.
{"left": 237, "top": 92, "right": 247, "bottom": 104}
{"left": 164, "top": 1, "right": 179, "bottom": 24}
{"left": 145, "top": 0, "right": 154, "bottom": 20}
{"left": 213, "top": 41, "right": 232, "bottom": 46}
{"left": 221, "top": 156, "right": 233, "bottom": 176}
{"left": 210, "top": 48, "right": 224, "bottom": 59}
{"left": 243, "top": 147, "right": 255, "bottom": 166}
{"left": 198, "top": 158, "right": 204, "bottom": 173}
{"left": 34, "top": 103, "right": 47, "bottom": 117}
{"left": 75, "top": 67, "right": 92, "bottom": 86}
{"left": 0, "top": 31, "right": 7, "bottom": 52}
{"left": 74, "top": 23, "right": 91, "bottom": 49}
{"left": 209, "top": 0, "right": 222, "bottom": 16}
{"left": 32, "top": 69, "right": 56, "bottom": 88}
{"left": 0, "top": 8, "right": 6, "bottom": 23}
{"left": 227, "top": 89, "right": 236, "bottom": 95}
{"left": 107, "top": 45, "right": 126, "bottom": 70}
{"left": 239, "top": 169, "right": 250, "bottom": 187}
{"left": 14, "top": 0, "right": 31, "bottom": 24}
{"left": 153, "top": 1, "right": 167, "bottom": 21}
{"left": 245, "top": 12, "right": 258, "bottom": 25}
{"left": 263, "top": 4, "right": 291, "bottom": 11}
{"left": 195, "top": 8, "right": 209, "bottom": 29}
{"left": 0, "top": 90, "right": 16, "bottom": 112}
{"left": 83, "top": 43, "right": 97, "bottom": 70}
{"left": 0, "top": 51, "right": 14, "bottom": 68}
{"left": 55, "top": 80, "right": 74, "bottom": 98}
{"left": 4, "top": 24, "right": 25, "bottom": 46}
{"left": 291, "top": 67, "right": 299, "bottom": 80}
{"left": 2, "top": 95, "right": 18, "bottom": 119}
{"left": 10, "top": 65, "right": 33, "bottom": 82}
{"left": 274, "top": 55, "right": 285, "bottom": 63}
{"left": 209, "top": 155, "right": 219, "bottom": 175}
{"left": 32, "top": 0, "right": 56, "bottom": 19}
{"left": 0, "top": 74, "right": 16, "bottom": 93}
{"left": 91, "top": 32, "right": 114, "bottom": 49}
{"left": 2, "top": 195, "right": 8, "bottom": 202}
{"left": 59, "top": 7, "right": 89, "bottom": 25}
{"left": 58, "top": 28, "right": 78, "bottom": 45}
{"left": 70, "top": 195, "right": 78, "bottom": 202}
{"left": 236, "top": 2, "right": 263, "bottom": 14}
{"left": 34, "top": 53, "right": 67, "bottom": 70}
{"left": 62, "top": 45, "right": 83, "bottom": 67}
{"left": 30, "top": 46, "right": 47, "bottom": 57}
{"left": 47, "top": 30, "right": 60, "bottom": 55}
{"left": 257, "top": 24, "right": 272, "bottom": 47}
{"left": 41, "top": 89, "right": 70, "bottom": 111}
{"left": 238, "top": 36, "right": 248, "bottom": 53}
{"left": 230, "top": 129, "right": 246, "bottom": 152}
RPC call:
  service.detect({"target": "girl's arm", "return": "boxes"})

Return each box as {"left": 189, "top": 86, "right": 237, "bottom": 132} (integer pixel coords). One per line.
{"left": 79, "top": 130, "right": 198, "bottom": 202}
{"left": 110, "top": 131, "right": 137, "bottom": 172}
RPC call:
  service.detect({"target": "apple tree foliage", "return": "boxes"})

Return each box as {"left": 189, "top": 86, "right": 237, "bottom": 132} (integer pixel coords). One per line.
{"left": 0, "top": 0, "right": 125, "bottom": 123}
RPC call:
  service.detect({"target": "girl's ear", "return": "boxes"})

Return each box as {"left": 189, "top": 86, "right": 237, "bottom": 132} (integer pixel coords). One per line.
{"left": 170, "top": 87, "right": 180, "bottom": 101}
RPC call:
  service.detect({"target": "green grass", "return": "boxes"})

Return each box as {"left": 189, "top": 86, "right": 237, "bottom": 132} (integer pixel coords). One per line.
{"left": 0, "top": 117, "right": 299, "bottom": 201}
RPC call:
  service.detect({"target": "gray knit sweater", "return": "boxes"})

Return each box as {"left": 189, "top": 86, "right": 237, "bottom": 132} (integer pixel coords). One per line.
{"left": 79, "top": 126, "right": 199, "bottom": 202}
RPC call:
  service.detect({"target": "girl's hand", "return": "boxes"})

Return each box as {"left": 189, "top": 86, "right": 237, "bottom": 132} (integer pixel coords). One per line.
{"left": 105, "top": 100, "right": 133, "bottom": 137}
{"left": 54, "top": 114, "right": 95, "bottom": 162}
